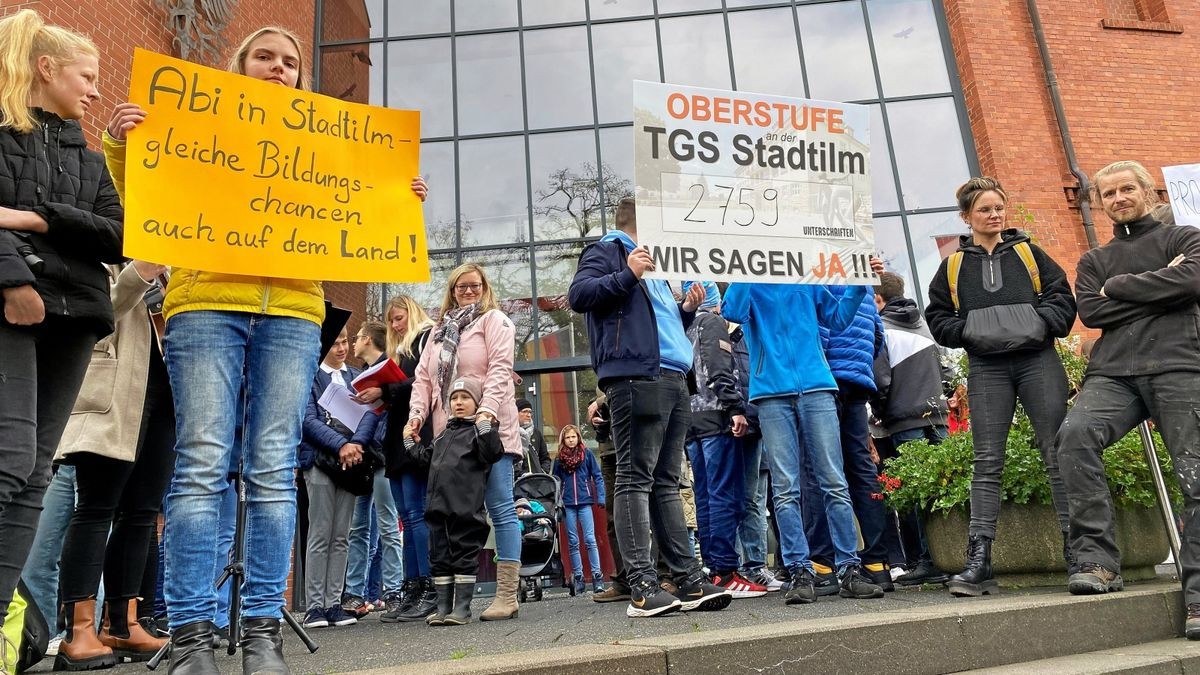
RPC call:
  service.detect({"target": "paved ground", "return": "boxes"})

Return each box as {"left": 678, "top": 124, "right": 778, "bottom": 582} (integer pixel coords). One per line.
{"left": 35, "top": 580, "right": 1074, "bottom": 675}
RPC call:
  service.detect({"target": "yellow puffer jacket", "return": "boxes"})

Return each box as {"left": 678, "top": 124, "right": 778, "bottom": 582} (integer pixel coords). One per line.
{"left": 102, "top": 134, "right": 325, "bottom": 325}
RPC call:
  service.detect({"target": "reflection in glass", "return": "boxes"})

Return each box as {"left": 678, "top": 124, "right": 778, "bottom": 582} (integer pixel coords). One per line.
{"left": 726, "top": 0, "right": 791, "bottom": 6}
{"left": 321, "top": 0, "right": 381, "bottom": 42}
{"left": 458, "top": 137, "right": 530, "bottom": 247}
{"left": 461, "top": 247, "right": 534, "bottom": 361}
{"left": 369, "top": 43, "right": 383, "bottom": 106}
{"left": 317, "top": 44, "right": 378, "bottom": 105}
{"left": 456, "top": 33, "right": 523, "bottom": 135}
{"left": 599, "top": 127, "right": 634, "bottom": 223}
{"left": 529, "top": 131, "right": 622, "bottom": 241}
{"left": 658, "top": 0, "right": 720, "bottom": 12}
{"left": 904, "top": 210, "right": 965, "bottom": 304}
{"left": 455, "top": 0, "right": 518, "bottom": 32}
{"left": 534, "top": 243, "right": 590, "bottom": 361}
{"left": 886, "top": 98, "right": 971, "bottom": 211}
{"left": 866, "top": 0, "right": 951, "bottom": 98}
{"left": 797, "top": 2, "right": 877, "bottom": 102}
{"left": 380, "top": 252, "right": 459, "bottom": 322}
{"left": 387, "top": 38, "right": 454, "bottom": 138}
{"left": 387, "top": 0, "right": 450, "bottom": 37}
{"left": 728, "top": 8, "right": 804, "bottom": 97}
{"left": 588, "top": 0, "right": 653, "bottom": 20}
{"left": 591, "top": 21, "right": 659, "bottom": 124}
{"left": 531, "top": 370, "right": 599, "bottom": 448}
{"left": 869, "top": 104, "right": 899, "bottom": 213}
{"left": 521, "top": 0, "right": 586, "bottom": 25}
{"left": 523, "top": 27, "right": 594, "bottom": 129}
{"left": 419, "top": 142, "right": 457, "bottom": 251}
{"left": 872, "top": 215, "right": 917, "bottom": 305}
{"left": 660, "top": 15, "right": 731, "bottom": 90}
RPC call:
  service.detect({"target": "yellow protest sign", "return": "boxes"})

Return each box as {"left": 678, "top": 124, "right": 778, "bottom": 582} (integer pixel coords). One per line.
{"left": 122, "top": 48, "right": 428, "bottom": 283}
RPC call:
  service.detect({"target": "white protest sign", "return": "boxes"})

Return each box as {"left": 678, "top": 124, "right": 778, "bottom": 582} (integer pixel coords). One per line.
{"left": 632, "top": 81, "right": 876, "bottom": 285}
{"left": 1162, "top": 163, "right": 1200, "bottom": 227}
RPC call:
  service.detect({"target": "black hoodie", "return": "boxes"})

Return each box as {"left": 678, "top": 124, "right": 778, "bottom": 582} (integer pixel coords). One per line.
{"left": 1077, "top": 214, "right": 1200, "bottom": 377}
{"left": 872, "top": 297, "right": 950, "bottom": 433}
{"left": 925, "top": 228, "right": 1076, "bottom": 356}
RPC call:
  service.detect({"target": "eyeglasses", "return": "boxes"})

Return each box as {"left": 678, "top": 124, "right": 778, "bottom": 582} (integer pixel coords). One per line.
{"left": 454, "top": 283, "right": 483, "bottom": 292}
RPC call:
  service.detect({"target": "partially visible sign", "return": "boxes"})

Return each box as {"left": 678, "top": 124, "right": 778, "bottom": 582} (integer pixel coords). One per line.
{"left": 123, "top": 49, "right": 428, "bottom": 282}
{"left": 632, "top": 81, "right": 876, "bottom": 285}
{"left": 1163, "top": 163, "right": 1200, "bottom": 227}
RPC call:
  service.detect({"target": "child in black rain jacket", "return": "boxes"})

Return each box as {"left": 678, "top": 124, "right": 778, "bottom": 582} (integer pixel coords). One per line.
{"left": 406, "top": 375, "right": 503, "bottom": 626}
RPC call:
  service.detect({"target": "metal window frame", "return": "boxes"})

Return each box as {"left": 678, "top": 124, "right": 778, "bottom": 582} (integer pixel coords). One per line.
{"left": 313, "top": 0, "right": 982, "bottom": 362}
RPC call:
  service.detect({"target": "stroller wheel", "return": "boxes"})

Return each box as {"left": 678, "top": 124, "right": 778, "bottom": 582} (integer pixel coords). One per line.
{"left": 533, "top": 581, "right": 543, "bottom": 602}
{"left": 519, "top": 586, "right": 528, "bottom": 603}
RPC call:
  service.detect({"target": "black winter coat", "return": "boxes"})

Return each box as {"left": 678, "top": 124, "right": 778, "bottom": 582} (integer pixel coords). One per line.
{"left": 925, "top": 229, "right": 1075, "bottom": 356}
{"left": 412, "top": 417, "right": 505, "bottom": 520}
{"left": 0, "top": 110, "right": 124, "bottom": 333}
{"left": 380, "top": 329, "right": 433, "bottom": 479}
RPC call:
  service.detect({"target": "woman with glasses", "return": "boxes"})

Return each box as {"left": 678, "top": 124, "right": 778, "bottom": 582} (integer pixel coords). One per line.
{"left": 406, "top": 263, "right": 524, "bottom": 621}
{"left": 924, "top": 176, "right": 1077, "bottom": 598}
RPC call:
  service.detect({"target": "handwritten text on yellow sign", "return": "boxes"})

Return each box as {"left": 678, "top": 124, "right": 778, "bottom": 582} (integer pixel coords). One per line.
{"left": 123, "top": 48, "right": 428, "bottom": 282}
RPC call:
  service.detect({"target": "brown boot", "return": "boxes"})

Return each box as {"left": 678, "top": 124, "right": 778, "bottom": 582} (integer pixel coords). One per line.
{"left": 480, "top": 560, "right": 520, "bottom": 621}
{"left": 54, "top": 599, "right": 118, "bottom": 671}
{"left": 99, "top": 598, "right": 167, "bottom": 662}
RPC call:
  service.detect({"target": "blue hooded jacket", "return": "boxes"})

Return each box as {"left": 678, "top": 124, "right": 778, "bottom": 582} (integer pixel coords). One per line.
{"left": 818, "top": 290, "right": 884, "bottom": 393}
{"left": 721, "top": 283, "right": 869, "bottom": 400}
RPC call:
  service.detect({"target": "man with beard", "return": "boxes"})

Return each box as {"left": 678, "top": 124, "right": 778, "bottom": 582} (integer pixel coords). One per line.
{"left": 1057, "top": 161, "right": 1200, "bottom": 640}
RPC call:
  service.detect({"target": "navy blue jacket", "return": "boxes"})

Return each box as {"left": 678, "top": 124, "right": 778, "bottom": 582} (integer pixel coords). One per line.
{"left": 818, "top": 290, "right": 884, "bottom": 393}
{"left": 568, "top": 239, "right": 696, "bottom": 386}
{"left": 298, "top": 366, "right": 383, "bottom": 471}
{"left": 552, "top": 448, "right": 606, "bottom": 507}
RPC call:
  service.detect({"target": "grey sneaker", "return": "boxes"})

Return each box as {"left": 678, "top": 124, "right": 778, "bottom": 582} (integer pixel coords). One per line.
{"left": 1187, "top": 603, "right": 1200, "bottom": 640}
{"left": 1067, "top": 562, "right": 1123, "bottom": 595}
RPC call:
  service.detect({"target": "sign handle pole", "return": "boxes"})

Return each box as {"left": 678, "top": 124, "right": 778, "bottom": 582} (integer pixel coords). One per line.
{"left": 1138, "top": 420, "right": 1182, "bottom": 579}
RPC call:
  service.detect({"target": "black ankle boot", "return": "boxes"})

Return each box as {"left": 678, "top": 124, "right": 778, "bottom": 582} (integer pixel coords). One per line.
{"left": 240, "top": 617, "right": 288, "bottom": 675}
{"left": 947, "top": 534, "right": 998, "bottom": 597}
{"left": 426, "top": 576, "right": 454, "bottom": 626}
{"left": 399, "top": 577, "right": 438, "bottom": 622}
{"left": 441, "top": 576, "right": 476, "bottom": 626}
{"left": 1062, "top": 531, "right": 1079, "bottom": 575}
{"left": 166, "top": 620, "right": 218, "bottom": 675}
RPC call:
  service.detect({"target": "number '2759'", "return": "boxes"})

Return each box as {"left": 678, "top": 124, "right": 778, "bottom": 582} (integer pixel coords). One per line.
{"left": 683, "top": 183, "right": 780, "bottom": 227}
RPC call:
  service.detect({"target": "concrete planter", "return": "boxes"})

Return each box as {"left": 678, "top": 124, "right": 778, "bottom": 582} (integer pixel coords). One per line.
{"left": 925, "top": 502, "right": 1169, "bottom": 587}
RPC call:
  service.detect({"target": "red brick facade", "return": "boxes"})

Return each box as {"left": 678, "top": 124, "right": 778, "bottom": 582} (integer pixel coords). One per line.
{"left": 944, "top": 0, "right": 1198, "bottom": 290}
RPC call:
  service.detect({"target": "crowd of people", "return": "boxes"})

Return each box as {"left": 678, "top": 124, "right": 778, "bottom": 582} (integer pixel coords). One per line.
{"left": 1, "top": 7, "right": 1200, "bottom": 675}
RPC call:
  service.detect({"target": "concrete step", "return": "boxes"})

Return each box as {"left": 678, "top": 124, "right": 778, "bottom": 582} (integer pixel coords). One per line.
{"left": 965, "top": 638, "right": 1200, "bottom": 674}
{"left": 353, "top": 582, "right": 1187, "bottom": 674}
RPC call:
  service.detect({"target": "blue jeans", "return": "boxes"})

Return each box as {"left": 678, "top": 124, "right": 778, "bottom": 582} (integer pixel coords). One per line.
{"left": 804, "top": 387, "right": 888, "bottom": 565}
{"left": 21, "top": 465, "right": 77, "bottom": 632}
{"left": 564, "top": 505, "right": 602, "bottom": 580}
{"left": 686, "top": 434, "right": 745, "bottom": 571}
{"left": 758, "top": 392, "right": 860, "bottom": 572}
{"left": 345, "top": 469, "right": 403, "bottom": 598}
{"left": 736, "top": 436, "right": 769, "bottom": 570}
{"left": 162, "top": 311, "right": 319, "bottom": 629}
{"left": 389, "top": 473, "right": 430, "bottom": 579}
{"left": 484, "top": 456, "right": 520, "bottom": 563}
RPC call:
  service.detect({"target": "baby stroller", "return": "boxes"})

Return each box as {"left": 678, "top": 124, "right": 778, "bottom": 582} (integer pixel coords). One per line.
{"left": 512, "top": 472, "right": 562, "bottom": 603}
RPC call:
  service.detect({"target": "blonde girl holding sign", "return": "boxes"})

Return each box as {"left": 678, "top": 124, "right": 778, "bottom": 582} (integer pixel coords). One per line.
{"left": 104, "top": 27, "right": 426, "bottom": 675}
{"left": 0, "top": 8, "right": 124, "bottom": 659}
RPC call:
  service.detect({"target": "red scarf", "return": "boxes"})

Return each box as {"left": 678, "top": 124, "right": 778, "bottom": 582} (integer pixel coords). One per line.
{"left": 558, "top": 443, "right": 585, "bottom": 473}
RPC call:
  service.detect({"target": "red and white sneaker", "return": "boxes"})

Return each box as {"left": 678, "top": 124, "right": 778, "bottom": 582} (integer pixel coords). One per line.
{"left": 711, "top": 570, "right": 768, "bottom": 599}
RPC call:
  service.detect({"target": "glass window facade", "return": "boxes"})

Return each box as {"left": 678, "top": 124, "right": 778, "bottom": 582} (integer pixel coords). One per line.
{"left": 316, "top": 0, "right": 978, "bottom": 390}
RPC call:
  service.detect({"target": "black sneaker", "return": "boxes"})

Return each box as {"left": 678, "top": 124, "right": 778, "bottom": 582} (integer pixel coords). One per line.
{"left": 381, "top": 590, "right": 406, "bottom": 616}
{"left": 863, "top": 562, "right": 895, "bottom": 592}
{"left": 673, "top": 571, "right": 733, "bottom": 612}
{"left": 896, "top": 559, "right": 950, "bottom": 587}
{"left": 341, "top": 595, "right": 369, "bottom": 618}
{"left": 301, "top": 607, "right": 328, "bottom": 628}
{"left": 838, "top": 563, "right": 885, "bottom": 599}
{"left": 812, "top": 564, "right": 840, "bottom": 597}
{"left": 325, "top": 605, "right": 358, "bottom": 626}
{"left": 1187, "top": 603, "right": 1200, "bottom": 640}
{"left": 784, "top": 567, "right": 816, "bottom": 605}
{"left": 626, "top": 579, "right": 683, "bottom": 618}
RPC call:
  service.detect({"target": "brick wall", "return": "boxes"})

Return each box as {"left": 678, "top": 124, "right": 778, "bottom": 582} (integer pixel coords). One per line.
{"left": 944, "top": 0, "right": 1198, "bottom": 322}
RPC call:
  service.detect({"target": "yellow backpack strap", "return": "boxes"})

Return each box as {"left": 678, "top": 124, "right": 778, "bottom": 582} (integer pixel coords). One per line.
{"left": 947, "top": 252, "right": 964, "bottom": 312}
{"left": 1013, "top": 242, "right": 1041, "bottom": 295}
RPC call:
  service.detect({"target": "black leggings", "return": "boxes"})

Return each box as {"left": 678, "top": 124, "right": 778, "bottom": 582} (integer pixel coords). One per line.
{"left": 58, "top": 350, "right": 176, "bottom": 603}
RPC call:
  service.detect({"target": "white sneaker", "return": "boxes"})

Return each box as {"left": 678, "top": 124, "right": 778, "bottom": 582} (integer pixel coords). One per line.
{"left": 890, "top": 565, "right": 908, "bottom": 581}
{"left": 45, "top": 635, "right": 63, "bottom": 656}
{"left": 742, "top": 566, "right": 785, "bottom": 592}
